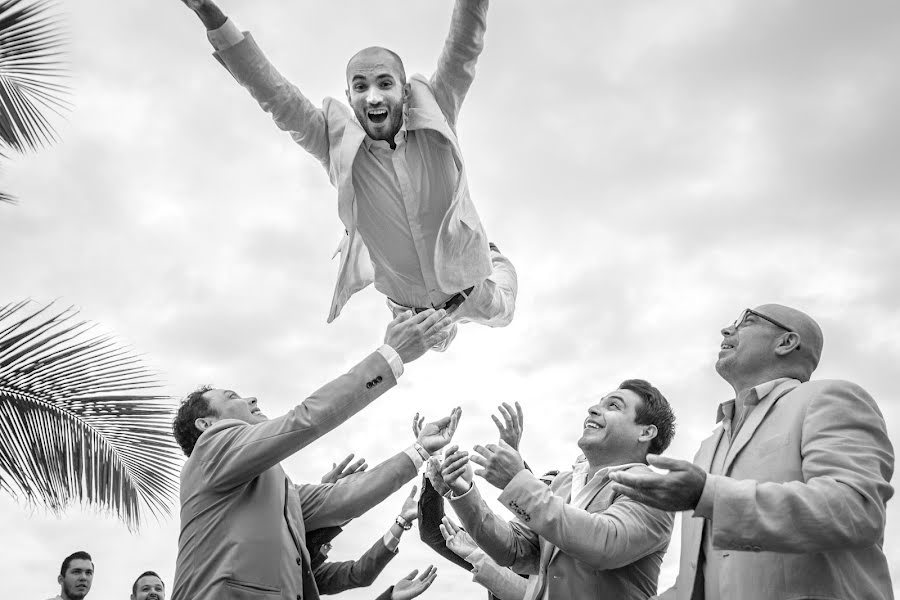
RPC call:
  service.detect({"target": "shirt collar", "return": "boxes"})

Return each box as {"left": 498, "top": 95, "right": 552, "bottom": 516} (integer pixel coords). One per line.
{"left": 715, "top": 377, "right": 796, "bottom": 422}
{"left": 572, "top": 456, "right": 645, "bottom": 482}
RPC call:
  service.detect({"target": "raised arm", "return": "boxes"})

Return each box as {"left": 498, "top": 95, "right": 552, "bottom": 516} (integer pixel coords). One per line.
{"left": 178, "top": 0, "right": 330, "bottom": 166}
{"left": 431, "top": 0, "right": 490, "bottom": 125}
{"left": 300, "top": 409, "right": 462, "bottom": 530}
{"left": 498, "top": 469, "right": 674, "bottom": 570}
{"left": 442, "top": 448, "right": 541, "bottom": 574}
{"left": 197, "top": 310, "right": 452, "bottom": 490}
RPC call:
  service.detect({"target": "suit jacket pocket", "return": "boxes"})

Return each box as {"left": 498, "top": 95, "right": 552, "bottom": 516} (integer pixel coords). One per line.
{"left": 224, "top": 578, "right": 282, "bottom": 599}
{"left": 754, "top": 433, "right": 791, "bottom": 457}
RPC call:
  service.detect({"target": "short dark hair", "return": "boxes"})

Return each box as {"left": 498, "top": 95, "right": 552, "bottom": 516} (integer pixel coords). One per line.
{"left": 60, "top": 551, "right": 93, "bottom": 578}
{"left": 172, "top": 384, "right": 215, "bottom": 457}
{"left": 132, "top": 571, "right": 164, "bottom": 596}
{"left": 619, "top": 379, "right": 676, "bottom": 455}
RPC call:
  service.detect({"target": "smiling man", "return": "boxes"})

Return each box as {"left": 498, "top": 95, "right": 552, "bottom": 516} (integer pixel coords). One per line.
{"left": 609, "top": 304, "right": 896, "bottom": 600}
{"left": 443, "top": 380, "right": 676, "bottom": 599}
{"left": 46, "top": 551, "right": 93, "bottom": 600}
{"left": 177, "top": 0, "right": 517, "bottom": 351}
{"left": 131, "top": 572, "right": 165, "bottom": 600}
{"left": 169, "top": 312, "right": 458, "bottom": 600}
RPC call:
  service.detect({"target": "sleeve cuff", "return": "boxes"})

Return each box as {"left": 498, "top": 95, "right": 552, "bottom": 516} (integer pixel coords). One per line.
{"left": 206, "top": 18, "right": 244, "bottom": 50}
{"left": 694, "top": 473, "right": 719, "bottom": 519}
{"left": 383, "top": 529, "right": 401, "bottom": 553}
{"left": 403, "top": 445, "right": 426, "bottom": 471}
{"left": 465, "top": 548, "right": 487, "bottom": 567}
{"left": 449, "top": 480, "right": 475, "bottom": 500}
{"left": 377, "top": 344, "right": 404, "bottom": 379}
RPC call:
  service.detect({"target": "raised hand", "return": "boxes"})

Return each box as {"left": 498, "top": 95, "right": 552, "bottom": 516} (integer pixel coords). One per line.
{"left": 608, "top": 454, "right": 707, "bottom": 511}
{"left": 416, "top": 407, "right": 462, "bottom": 453}
{"left": 384, "top": 309, "right": 452, "bottom": 364}
{"left": 399, "top": 485, "right": 419, "bottom": 523}
{"left": 391, "top": 566, "right": 438, "bottom": 600}
{"left": 439, "top": 516, "right": 478, "bottom": 559}
{"left": 320, "top": 453, "right": 368, "bottom": 484}
{"left": 470, "top": 439, "right": 526, "bottom": 490}
{"left": 491, "top": 401, "right": 524, "bottom": 450}
{"left": 425, "top": 457, "right": 451, "bottom": 496}
{"left": 440, "top": 444, "right": 472, "bottom": 495}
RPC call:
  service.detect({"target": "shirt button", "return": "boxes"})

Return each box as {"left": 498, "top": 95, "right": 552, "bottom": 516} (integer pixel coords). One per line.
{"left": 296, "top": 557, "right": 302, "bottom": 565}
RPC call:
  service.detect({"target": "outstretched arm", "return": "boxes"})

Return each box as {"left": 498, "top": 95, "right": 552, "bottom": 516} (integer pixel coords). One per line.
{"left": 431, "top": 0, "right": 490, "bottom": 125}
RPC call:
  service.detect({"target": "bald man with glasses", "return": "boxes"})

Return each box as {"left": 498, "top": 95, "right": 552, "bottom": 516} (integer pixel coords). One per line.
{"left": 609, "top": 304, "right": 894, "bottom": 600}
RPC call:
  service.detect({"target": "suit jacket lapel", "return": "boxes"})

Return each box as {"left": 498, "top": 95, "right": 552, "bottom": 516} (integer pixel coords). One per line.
{"left": 723, "top": 380, "right": 800, "bottom": 473}
{"left": 697, "top": 425, "right": 725, "bottom": 472}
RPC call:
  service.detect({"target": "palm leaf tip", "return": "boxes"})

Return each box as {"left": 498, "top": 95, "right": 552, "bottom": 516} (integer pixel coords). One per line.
{"left": 0, "top": 0, "right": 71, "bottom": 153}
{"left": 0, "top": 299, "right": 183, "bottom": 530}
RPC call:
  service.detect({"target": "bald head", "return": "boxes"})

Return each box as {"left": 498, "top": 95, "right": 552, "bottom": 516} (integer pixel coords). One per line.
{"left": 346, "top": 46, "right": 407, "bottom": 86}
{"left": 754, "top": 304, "right": 823, "bottom": 377}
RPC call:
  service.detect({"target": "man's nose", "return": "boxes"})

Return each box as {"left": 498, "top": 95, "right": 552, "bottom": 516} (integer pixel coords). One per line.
{"left": 247, "top": 397, "right": 258, "bottom": 406}
{"left": 721, "top": 324, "right": 736, "bottom": 336}
{"left": 588, "top": 405, "right": 601, "bottom": 417}
{"left": 366, "top": 88, "right": 383, "bottom": 104}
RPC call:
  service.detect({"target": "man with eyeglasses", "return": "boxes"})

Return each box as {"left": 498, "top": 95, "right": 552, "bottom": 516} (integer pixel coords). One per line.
{"left": 609, "top": 304, "right": 894, "bottom": 600}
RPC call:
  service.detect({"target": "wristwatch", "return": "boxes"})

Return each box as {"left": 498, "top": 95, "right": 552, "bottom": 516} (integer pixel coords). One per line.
{"left": 395, "top": 514, "right": 413, "bottom": 531}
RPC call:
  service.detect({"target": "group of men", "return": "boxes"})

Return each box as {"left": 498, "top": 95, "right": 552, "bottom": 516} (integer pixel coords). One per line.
{"left": 44, "top": 0, "right": 894, "bottom": 597}
{"left": 46, "top": 551, "right": 164, "bottom": 600}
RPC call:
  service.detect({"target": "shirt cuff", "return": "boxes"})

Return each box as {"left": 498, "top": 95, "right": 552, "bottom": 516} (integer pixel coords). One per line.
{"left": 694, "top": 473, "right": 719, "bottom": 519}
{"left": 206, "top": 18, "right": 244, "bottom": 51}
{"left": 377, "top": 344, "right": 404, "bottom": 380}
{"left": 383, "top": 529, "right": 401, "bottom": 553}
{"left": 402, "top": 445, "right": 426, "bottom": 471}
{"left": 449, "top": 480, "right": 475, "bottom": 500}
{"left": 465, "top": 548, "right": 487, "bottom": 567}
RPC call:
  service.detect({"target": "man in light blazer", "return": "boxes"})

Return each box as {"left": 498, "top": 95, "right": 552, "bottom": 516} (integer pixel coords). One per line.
{"left": 176, "top": 0, "right": 517, "bottom": 350}
{"left": 170, "top": 310, "right": 455, "bottom": 600}
{"left": 444, "top": 379, "right": 677, "bottom": 599}
{"left": 610, "top": 304, "right": 895, "bottom": 600}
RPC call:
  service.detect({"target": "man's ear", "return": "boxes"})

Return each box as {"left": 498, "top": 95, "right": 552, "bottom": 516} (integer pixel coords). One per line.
{"left": 58, "top": 573, "right": 64, "bottom": 586}
{"left": 774, "top": 331, "right": 802, "bottom": 356}
{"left": 345, "top": 87, "right": 351, "bottom": 104}
{"left": 638, "top": 424, "right": 658, "bottom": 444}
{"left": 403, "top": 82, "right": 411, "bottom": 103}
{"left": 195, "top": 417, "right": 213, "bottom": 432}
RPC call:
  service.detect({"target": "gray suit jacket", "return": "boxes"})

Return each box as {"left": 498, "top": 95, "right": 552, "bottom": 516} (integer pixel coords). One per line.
{"left": 314, "top": 535, "right": 397, "bottom": 594}
{"left": 452, "top": 466, "right": 674, "bottom": 599}
{"left": 658, "top": 379, "right": 895, "bottom": 600}
{"left": 171, "top": 351, "right": 418, "bottom": 600}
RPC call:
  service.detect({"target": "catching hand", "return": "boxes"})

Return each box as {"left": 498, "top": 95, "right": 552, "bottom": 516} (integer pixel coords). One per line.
{"left": 440, "top": 444, "right": 472, "bottom": 495}
{"left": 385, "top": 309, "right": 452, "bottom": 364}
{"left": 439, "top": 516, "right": 478, "bottom": 559}
{"left": 607, "top": 454, "right": 707, "bottom": 511}
{"left": 320, "top": 453, "right": 368, "bottom": 484}
{"left": 391, "top": 566, "right": 438, "bottom": 600}
{"left": 416, "top": 407, "right": 462, "bottom": 453}
{"left": 470, "top": 439, "right": 526, "bottom": 490}
{"left": 399, "top": 485, "right": 419, "bottom": 523}
{"left": 491, "top": 401, "right": 524, "bottom": 450}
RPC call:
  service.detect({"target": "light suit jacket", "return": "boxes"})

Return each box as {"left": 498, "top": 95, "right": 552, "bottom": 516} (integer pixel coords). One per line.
{"left": 313, "top": 534, "right": 396, "bottom": 595}
{"left": 171, "top": 352, "right": 418, "bottom": 600}
{"left": 658, "top": 379, "right": 895, "bottom": 600}
{"left": 452, "top": 467, "right": 674, "bottom": 599}
{"left": 214, "top": 0, "right": 493, "bottom": 322}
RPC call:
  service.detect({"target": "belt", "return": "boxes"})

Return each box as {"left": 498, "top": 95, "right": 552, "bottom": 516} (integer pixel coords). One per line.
{"left": 393, "top": 286, "right": 474, "bottom": 315}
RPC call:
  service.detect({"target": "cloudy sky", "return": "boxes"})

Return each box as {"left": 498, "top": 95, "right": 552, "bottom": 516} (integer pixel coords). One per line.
{"left": 2, "top": 0, "right": 899, "bottom": 597}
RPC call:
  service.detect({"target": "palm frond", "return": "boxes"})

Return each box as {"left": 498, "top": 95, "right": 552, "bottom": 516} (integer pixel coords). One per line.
{"left": 0, "top": 0, "right": 70, "bottom": 152}
{"left": 0, "top": 299, "right": 183, "bottom": 530}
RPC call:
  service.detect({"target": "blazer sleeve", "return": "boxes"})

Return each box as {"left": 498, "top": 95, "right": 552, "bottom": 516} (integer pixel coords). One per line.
{"left": 418, "top": 476, "right": 475, "bottom": 571}
{"left": 707, "top": 380, "right": 895, "bottom": 552}
{"left": 194, "top": 351, "right": 395, "bottom": 491}
{"left": 470, "top": 552, "right": 529, "bottom": 600}
{"left": 313, "top": 537, "right": 397, "bottom": 594}
{"left": 298, "top": 450, "right": 418, "bottom": 531}
{"left": 430, "top": 0, "right": 489, "bottom": 125}
{"left": 498, "top": 469, "right": 674, "bottom": 570}
{"left": 213, "top": 33, "right": 330, "bottom": 167}
{"left": 449, "top": 483, "right": 541, "bottom": 575}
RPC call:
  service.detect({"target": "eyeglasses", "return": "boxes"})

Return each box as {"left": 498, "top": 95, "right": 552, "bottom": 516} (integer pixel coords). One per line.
{"left": 733, "top": 308, "right": 794, "bottom": 333}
